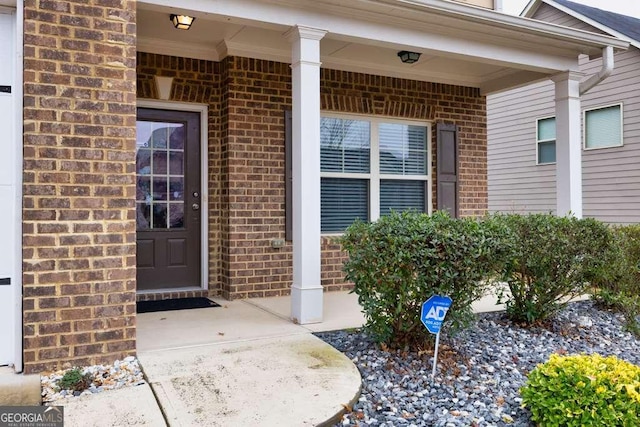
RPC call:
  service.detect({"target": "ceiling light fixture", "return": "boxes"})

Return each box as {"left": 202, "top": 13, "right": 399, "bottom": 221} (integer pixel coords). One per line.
{"left": 397, "top": 50, "right": 421, "bottom": 64}
{"left": 170, "top": 14, "right": 196, "bottom": 30}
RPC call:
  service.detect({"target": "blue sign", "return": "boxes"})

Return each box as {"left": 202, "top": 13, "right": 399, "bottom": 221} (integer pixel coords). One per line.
{"left": 421, "top": 295, "right": 453, "bottom": 334}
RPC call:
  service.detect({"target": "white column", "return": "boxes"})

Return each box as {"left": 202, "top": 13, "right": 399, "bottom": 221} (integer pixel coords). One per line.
{"left": 285, "top": 25, "right": 326, "bottom": 324}
{"left": 552, "top": 71, "right": 583, "bottom": 218}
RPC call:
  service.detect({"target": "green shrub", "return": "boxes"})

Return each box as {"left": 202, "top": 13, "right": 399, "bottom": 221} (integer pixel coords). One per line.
{"left": 521, "top": 353, "right": 640, "bottom": 426}
{"left": 341, "top": 210, "right": 507, "bottom": 349}
{"left": 591, "top": 224, "right": 640, "bottom": 335}
{"left": 57, "top": 368, "right": 92, "bottom": 392}
{"left": 496, "top": 213, "right": 612, "bottom": 324}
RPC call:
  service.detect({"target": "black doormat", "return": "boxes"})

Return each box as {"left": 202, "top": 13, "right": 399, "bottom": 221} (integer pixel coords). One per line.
{"left": 137, "top": 297, "right": 221, "bottom": 313}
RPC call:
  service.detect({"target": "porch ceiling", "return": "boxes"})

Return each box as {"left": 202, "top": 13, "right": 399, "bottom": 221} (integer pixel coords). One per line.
{"left": 137, "top": 0, "right": 628, "bottom": 95}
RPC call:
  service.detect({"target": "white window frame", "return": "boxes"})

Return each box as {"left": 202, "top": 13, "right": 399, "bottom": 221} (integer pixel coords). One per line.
{"left": 320, "top": 112, "right": 432, "bottom": 235}
{"left": 583, "top": 103, "right": 623, "bottom": 151}
{"left": 535, "top": 115, "right": 556, "bottom": 166}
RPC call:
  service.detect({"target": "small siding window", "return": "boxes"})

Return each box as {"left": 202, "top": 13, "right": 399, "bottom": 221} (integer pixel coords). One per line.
{"left": 584, "top": 104, "right": 622, "bottom": 149}
{"left": 536, "top": 117, "right": 556, "bottom": 165}
{"left": 320, "top": 115, "right": 430, "bottom": 233}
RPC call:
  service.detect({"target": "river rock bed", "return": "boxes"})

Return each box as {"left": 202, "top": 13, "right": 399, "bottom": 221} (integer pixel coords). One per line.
{"left": 317, "top": 301, "right": 640, "bottom": 427}
{"left": 41, "top": 356, "right": 146, "bottom": 403}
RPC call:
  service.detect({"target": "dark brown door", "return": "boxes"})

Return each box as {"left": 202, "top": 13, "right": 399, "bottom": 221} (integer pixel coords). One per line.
{"left": 136, "top": 108, "right": 201, "bottom": 290}
{"left": 436, "top": 123, "right": 459, "bottom": 218}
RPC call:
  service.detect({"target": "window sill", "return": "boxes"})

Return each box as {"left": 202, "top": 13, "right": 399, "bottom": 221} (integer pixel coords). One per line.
{"left": 583, "top": 144, "right": 624, "bottom": 151}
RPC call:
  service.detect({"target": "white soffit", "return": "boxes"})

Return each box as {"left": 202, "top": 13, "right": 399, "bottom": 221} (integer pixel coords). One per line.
{"left": 136, "top": 0, "right": 628, "bottom": 91}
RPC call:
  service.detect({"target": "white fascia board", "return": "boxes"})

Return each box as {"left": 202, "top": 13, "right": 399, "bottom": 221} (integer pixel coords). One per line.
{"left": 385, "top": 0, "right": 628, "bottom": 50}
{"left": 292, "top": 0, "right": 628, "bottom": 49}
{"left": 139, "top": 0, "right": 626, "bottom": 73}
{"left": 521, "top": 0, "right": 541, "bottom": 18}
{"left": 528, "top": 0, "right": 640, "bottom": 49}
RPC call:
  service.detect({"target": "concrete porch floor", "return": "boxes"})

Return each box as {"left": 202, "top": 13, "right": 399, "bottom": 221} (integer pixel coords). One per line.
{"left": 136, "top": 291, "right": 366, "bottom": 352}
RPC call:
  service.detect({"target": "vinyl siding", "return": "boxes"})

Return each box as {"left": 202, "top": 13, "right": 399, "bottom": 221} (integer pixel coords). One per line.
{"left": 488, "top": 79, "right": 556, "bottom": 213}
{"left": 582, "top": 48, "right": 640, "bottom": 223}
{"left": 488, "top": 5, "right": 640, "bottom": 223}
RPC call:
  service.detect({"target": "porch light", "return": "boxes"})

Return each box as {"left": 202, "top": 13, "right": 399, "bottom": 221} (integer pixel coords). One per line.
{"left": 397, "top": 50, "right": 421, "bottom": 64}
{"left": 170, "top": 14, "right": 195, "bottom": 30}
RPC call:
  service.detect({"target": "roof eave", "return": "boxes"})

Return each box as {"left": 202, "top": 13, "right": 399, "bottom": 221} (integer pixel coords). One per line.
{"left": 381, "top": 0, "right": 629, "bottom": 51}
{"left": 522, "top": 0, "right": 640, "bottom": 49}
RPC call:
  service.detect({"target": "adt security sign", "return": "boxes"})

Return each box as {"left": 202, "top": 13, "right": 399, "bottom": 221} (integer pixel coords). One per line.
{"left": 421, "top": 295, "right": 453, "bottom": 334}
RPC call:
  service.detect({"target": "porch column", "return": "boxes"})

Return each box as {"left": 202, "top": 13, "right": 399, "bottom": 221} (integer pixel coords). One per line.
{"left": 552, "top": 71, "right": 583, "bottom": 218}
{"left": 285, "top": 25, "right": 326, "bottom": 324}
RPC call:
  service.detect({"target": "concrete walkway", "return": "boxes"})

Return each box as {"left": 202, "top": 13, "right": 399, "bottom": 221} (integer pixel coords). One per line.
{"left": 57, "top": 290, "right": 508, "bottom": 426}
{"left": 58, "top": 291, "right": 364, "bottom": 427}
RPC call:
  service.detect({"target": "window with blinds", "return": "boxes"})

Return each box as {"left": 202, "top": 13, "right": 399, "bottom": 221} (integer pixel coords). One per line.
{"left": 378, "top": 124, "right": 428, "bottom": 216}
{"left": 536, "top": 117, "right": 556, "bottom": 165}
{"left": 321, "top": 178, "right": 368, "bottom": 232}
{"left": 584, "top": 104, "right": 622, "bottom": 149}
{"left": 380, "top": 180, "right": 426, "bottom": 214}
{"left": 320, "top": 117, "right": 370, "bottom": 232}
{"left": 319, "top": 115, "right": 430, "bottom": 233}
{"left": 379, "top": 123, "right": 427, "bottom": 175}
{"left": 321, "top": 118, "right": 370, "bottom": 173}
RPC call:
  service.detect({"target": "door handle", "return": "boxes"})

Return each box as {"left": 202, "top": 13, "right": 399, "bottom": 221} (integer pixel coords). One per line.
{"left": 192, "top": 203, "right": 200, "bottom": 211}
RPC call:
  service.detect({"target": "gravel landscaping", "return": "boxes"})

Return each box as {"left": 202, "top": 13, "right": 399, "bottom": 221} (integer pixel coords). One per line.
{"left": 317, "top": 300, "right": 640, "bottom": 427}
{"left": 41, "top": 356, "right": 145, "bottom": 403}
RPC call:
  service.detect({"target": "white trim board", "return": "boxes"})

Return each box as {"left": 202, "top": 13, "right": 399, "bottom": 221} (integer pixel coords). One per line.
{"left": 0, "top": 6, "right": 21, "bottom": 371}
{"left": 136, "top": 99, "right": 210, "bottom": 293}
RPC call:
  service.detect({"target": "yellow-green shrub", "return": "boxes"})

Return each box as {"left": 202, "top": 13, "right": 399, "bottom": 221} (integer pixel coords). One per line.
{"left": 521, "top": 353, "right": 640, "bottom": 426}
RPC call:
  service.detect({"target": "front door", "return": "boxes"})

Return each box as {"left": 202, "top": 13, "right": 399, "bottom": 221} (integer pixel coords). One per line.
{"left": 136, "top": 108, "right": 201, "bottom": 291}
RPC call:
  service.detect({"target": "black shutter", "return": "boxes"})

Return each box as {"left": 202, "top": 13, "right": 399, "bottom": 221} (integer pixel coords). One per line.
{"left": 436, "top": 123, "right": 459, "bottom": 218}
{"left": 285, "top": 110, "right": 292, "bottom": 240}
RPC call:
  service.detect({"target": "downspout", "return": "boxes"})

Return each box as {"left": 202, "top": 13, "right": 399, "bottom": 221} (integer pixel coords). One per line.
{"left": 579, "top": 45, "right": 614, "bottom": 95}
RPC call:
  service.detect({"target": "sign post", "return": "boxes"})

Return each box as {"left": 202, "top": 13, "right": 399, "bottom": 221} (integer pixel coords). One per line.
{"left": 421, "top": 295, "right": 453, "bottom": 378}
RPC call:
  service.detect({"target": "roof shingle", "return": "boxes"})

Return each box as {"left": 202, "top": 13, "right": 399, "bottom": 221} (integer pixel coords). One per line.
{"left": 552, "top": 0, "right": 640, "bottom": 44}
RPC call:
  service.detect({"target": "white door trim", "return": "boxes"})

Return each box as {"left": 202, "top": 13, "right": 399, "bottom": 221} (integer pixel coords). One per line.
{"left": 136, "top": 99, "right": 209, "bottom": 292}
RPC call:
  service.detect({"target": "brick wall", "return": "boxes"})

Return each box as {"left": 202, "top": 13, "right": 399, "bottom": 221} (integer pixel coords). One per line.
{"left": 22, "top": 0, "right": 137, "bottom": 373}
{"left": 134, "top": 54, "right": 486, "bottom": 300}
{"left": 221, "top": 57, "right": 293, "bottom": 299}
